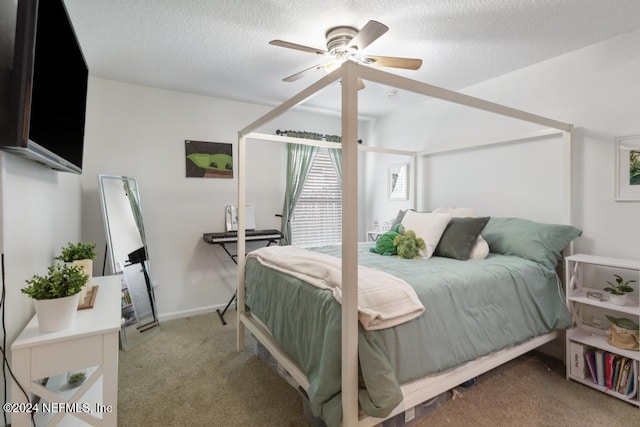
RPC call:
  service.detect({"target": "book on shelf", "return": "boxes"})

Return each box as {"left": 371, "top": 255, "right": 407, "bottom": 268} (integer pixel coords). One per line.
{"left": 620, "top": 360, "right": 637, "bottom": 397}
{"left": 595, "top": 350, "right": 605, "bottom": 386}
{"left": 612, "top": 357, "right": 622, "bottom": 391}
{"left": 604, "top": 352, "right": 615, "bottom": 389}
{"left": 584, "top": 350, "right": 597, "bottom": 383}
{"left": 617, "top": 358, "right": 631, "bottom": 394}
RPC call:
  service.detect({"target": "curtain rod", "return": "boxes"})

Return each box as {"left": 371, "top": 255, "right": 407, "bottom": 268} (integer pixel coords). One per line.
{"left": 275, "top": 129, "right": 363, "bottom": 144}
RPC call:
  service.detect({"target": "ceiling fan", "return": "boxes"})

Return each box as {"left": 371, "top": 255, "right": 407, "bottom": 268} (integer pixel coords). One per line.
{"left": 270, "top": 20, "right": 422, "bottom": 88}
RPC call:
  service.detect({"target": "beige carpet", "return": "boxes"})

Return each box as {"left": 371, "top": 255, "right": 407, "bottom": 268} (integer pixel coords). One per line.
{"left": 118, "top": 312, "right": 638, "bottom": 426}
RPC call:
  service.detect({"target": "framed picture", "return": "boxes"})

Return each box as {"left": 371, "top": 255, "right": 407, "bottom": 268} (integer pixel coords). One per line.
{"left": 388, "top": 163, "right": 409, "bottom": 200}
{"left": 615, "top": 135, "right": 640, "bottom": 201}
{"left": 185, "top": 140, "right": 233, "bottom": 178}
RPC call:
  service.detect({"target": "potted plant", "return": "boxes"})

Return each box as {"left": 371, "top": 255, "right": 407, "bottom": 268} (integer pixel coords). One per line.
{"left": 604, "top": 274, "right": 637, "bottom": 306}
{"left": 56, "top": 242, "right": 97, "bottom": 305}
{"left": 21, "top": 263, "right": 89, "bottom": 332}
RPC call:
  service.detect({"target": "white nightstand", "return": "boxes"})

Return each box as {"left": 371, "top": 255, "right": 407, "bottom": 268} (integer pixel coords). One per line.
{"left": 11, "top": 275, "right": 122, "bottom": 426}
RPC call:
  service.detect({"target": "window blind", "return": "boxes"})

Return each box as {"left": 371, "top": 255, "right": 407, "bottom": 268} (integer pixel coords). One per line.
{"left": 291, "top": 149, "right": 342, "bottom": 247}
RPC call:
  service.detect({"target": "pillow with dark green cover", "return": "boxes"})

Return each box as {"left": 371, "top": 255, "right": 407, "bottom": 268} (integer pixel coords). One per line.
{"left": 482, "top": 217, "right": 582, "bottom": 270}
{"left": 435, "top": 217, "right": 490, "bottom": 260}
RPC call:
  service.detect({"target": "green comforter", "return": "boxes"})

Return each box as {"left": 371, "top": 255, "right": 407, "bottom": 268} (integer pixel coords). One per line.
{"left": 244, "top": 243, "right": 571, "bottom": 426}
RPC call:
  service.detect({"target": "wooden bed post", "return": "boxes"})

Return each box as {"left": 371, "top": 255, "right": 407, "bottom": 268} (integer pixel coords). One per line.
{"left": 341, "top": 61, "right": 360, "bottom": 426}
{"left": 237, "top": 133, "right": 247, "bottom": 352}
{"left": 411, "top": 153, "right": 418, "bottom": 211}
{"left": 562, "top": 130, "right": 573, "bottom": 225}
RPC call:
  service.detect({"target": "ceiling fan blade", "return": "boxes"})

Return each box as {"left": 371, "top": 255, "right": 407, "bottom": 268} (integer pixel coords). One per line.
{"left": 269, "top": 40, "right": 327, "bottom": 55}
{"left": 283, "top": 63, "right": 326, "bottom": 82}
{"left": 347, "top": 20, "right": 388, "bottom": 51}
{"left": 361, "top": 55, "right": 423, "bottom": 70}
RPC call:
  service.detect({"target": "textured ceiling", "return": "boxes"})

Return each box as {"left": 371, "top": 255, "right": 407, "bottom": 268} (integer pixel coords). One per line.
{"left": 63, "top": 0, "right": 640, "bottom": 118}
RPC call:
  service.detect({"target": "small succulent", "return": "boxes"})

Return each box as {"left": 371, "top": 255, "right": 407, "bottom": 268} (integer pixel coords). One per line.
{"left": 604, "top": 274, "right": 636, "bottom": 295}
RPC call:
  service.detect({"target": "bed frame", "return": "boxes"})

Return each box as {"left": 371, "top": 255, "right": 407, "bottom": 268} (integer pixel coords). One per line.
{"left": 234, "top": 60, "right": 573, "bottom": 426}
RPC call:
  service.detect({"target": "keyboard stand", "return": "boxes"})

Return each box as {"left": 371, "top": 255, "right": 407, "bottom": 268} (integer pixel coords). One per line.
{"left": 202, "top": 229, "right": 282, "bottom": 325}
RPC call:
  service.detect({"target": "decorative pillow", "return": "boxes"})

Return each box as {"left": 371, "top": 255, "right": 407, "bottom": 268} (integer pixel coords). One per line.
{"left": 468, "top": 236, "right": 490, "bottom": 259}
{"left": 434, "top": 217, "right": 490, "bottom": 260}
{"left": 401, "top": 211, "right": 451, "bottom": 259}
{"left": 432, "top": 207, "right": 489, "bottom": 259}
{"left": 482, "top": 217, "right": 582, "bottom": 270}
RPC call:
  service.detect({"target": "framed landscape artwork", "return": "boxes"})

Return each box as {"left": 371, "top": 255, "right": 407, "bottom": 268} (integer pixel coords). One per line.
{"left": 615, "top": 135, "right": 640, "bottom": 201}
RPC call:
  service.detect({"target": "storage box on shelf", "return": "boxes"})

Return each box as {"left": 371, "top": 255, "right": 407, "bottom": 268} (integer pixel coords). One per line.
{"left": 565, "top": 254, "right": 640, "bottom": 407}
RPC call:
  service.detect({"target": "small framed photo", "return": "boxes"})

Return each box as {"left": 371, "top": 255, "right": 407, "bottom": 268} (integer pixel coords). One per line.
{"left": 388, "top": 163, "right": 409, "bottom": 201}
{"left": 615, "top": 135, "right": 640, "bottom": 201}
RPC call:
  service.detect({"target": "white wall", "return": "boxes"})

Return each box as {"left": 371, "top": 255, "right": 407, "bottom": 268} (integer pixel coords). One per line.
{"left": 0, "top": 153, "right": 81, "bottom": 411}
{"left": 369, "top": 28, "right": 640, "bottom": 262}
{"left": 81, "top": 77, "right": 370, "bottom": 320}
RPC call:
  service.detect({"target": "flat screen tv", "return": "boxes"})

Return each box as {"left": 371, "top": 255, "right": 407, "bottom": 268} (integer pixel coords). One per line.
{"left": 1, "top": 0, "right": 88, "bottom": 174}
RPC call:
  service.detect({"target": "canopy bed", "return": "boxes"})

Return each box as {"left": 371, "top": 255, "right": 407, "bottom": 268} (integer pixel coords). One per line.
{"left": 234, "top": 61, "right": 576, "bottom": 426}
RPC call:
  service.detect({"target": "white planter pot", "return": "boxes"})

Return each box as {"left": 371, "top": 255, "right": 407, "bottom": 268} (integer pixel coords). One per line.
{"left": 609, "top": 294, "right": 628, "bottom": 306}
{"left": 72, "top": 259, "right": 93, "bottom": 305}
{"left": 34, "top": 293, "right": 80, "bottom": 332}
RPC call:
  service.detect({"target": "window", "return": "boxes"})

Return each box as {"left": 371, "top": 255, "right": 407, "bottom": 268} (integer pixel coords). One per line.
{"left": 291, "top": 149, "right": 342, "bottom": 247}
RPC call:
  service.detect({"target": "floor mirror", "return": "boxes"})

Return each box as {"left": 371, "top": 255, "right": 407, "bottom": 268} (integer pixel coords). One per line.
{"left": 98, "top": 174, "right": 159, "bottom": 349}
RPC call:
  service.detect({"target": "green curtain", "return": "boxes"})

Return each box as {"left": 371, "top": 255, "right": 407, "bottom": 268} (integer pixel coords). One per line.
{"left": 280, "top": 143, "right": 319, "bottom": 245}
{"left": 122, "top": 177, "right": 147, "bottom": 247}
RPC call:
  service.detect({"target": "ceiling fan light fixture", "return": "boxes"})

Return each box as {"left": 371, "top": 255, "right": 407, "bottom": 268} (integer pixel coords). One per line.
{"left": 326, "top": 26, "right": 359, "bottom": 58}
{"left": 271, "top": 20, "right": 422, "bottom": 85}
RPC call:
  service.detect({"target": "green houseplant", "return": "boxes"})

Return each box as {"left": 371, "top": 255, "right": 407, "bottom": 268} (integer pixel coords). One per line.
{"left": 55, "top": 242, "right": 97, "bottom": 305}
{"left": 21, "top": 263, "right": 89, "bottom": 332}
{"left": 604, "top": 274, "right": 637, "bottom": 306}
{"left": 56, "top": 242, "right": 97, "bottom": 262}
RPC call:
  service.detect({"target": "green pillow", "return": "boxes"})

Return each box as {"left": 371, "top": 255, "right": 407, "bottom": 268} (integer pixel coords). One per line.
{"left": 482, "top": 217, "right": 582, "bottom": 270}
{"left": 435, "top": 217, "right": 490, "bottom": 260}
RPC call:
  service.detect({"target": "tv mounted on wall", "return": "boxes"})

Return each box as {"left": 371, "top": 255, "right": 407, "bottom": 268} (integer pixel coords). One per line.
{"left": 1, "top": 0, "right": 88, "bottom": 174}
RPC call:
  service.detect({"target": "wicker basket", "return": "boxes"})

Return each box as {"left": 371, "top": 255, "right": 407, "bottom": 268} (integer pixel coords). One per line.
{"left": 607, "top": 323, "right": 640, "bottom": 351}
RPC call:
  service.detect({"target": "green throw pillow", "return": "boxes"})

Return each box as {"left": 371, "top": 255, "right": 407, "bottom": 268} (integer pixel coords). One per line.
{"left": 482, "top": 217, "right": 582, "bottom": 270}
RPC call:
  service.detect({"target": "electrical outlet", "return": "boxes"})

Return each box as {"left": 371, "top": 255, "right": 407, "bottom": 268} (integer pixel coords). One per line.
{"left": 404, "top": 406, "right": 415, "bottom": 423}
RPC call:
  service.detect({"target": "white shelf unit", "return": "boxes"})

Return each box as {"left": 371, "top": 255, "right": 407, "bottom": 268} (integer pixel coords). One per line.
{"left": 11, "top": 275, "right": 121, "bottom": 426}
{"left": 565, "top": 254, "right": 640, "bottom": 407}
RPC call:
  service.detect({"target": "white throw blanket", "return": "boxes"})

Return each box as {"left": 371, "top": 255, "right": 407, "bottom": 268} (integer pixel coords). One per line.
{"left": 247, "top": 246, "right": 425, "bottom": 330}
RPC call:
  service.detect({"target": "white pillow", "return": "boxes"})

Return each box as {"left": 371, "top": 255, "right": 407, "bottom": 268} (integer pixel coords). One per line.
{"left": 401, "top": 211, "right": 451, "bottom": 258}
{"left": 433, "top": 207, "right": 489, "bottom": 259}
{"left": 468, "top": 235, "right": 490, "bottom": 259}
